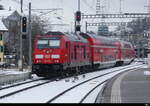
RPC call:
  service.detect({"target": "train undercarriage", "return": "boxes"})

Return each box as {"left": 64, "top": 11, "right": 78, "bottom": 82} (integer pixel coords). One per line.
{"left": 32, "top": 59, "right": 134, "bottom": 78}
{"left": 32, "top": 63, "right": 92, "bottom": 78}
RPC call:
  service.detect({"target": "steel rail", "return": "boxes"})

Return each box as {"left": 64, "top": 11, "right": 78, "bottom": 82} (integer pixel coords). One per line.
{"left": 47, "top": 64, "right": 143, "bottom": 103}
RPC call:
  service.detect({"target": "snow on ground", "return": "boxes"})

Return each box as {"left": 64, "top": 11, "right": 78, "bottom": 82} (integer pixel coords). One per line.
{"left": 0, "top": 62, "right": 144, "bottom": 103}
{"left": 0, "top": 68, "right": 30, "bottom": 75}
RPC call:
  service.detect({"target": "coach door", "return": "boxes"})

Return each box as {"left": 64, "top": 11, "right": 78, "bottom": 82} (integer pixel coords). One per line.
{"left": 99, "top": 49, "right": 103, "bottom": 62}
{"left": 66, "top": 42, "right": 70, "bottom": 63}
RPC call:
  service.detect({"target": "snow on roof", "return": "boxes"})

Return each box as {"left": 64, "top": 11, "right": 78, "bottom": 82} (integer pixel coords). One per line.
{"left": 0, "top": 10, "right": 13, "bottom": 18}
{"left": 0, "top": 19, "right": 8, "bottom": 32}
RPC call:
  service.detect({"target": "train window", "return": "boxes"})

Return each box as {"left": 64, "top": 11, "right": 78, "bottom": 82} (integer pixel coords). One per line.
{"left": 71, "top": 53, "right": 73, "bottom": 59}
{"left": 83, "top": 46, "right": 86, "bottom": 59}
{"left": 37, "top": 39, "right": 60, "bottom": 49}
{"left": 66, "top": 42, "right": 68, "bottom": 48}
{"left": 74, "top": 46, "right": 77, "bottom": 60}
{"left": 37, "top": 40, "right": 49, "bottom": 49}
{"left": 38, "top": 40, "right": 48, "bottom": 45}
{"left": 49, "top": 40, "right": 60, "bottom": 48}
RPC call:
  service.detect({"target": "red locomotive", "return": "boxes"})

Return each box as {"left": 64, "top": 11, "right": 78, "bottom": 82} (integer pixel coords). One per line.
{"left": 32, "top": 32, "right": 91, "bottom": 77}
{"left": 32, "top": 32, "right": 135, "bottom": 77}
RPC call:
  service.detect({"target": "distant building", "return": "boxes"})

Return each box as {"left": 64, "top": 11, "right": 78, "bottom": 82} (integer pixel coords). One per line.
{"left": 1, "top": 10, "right": 21, "bottom": 64}
{"left": 0, "top": 20, "right": 8, "bottom": 63}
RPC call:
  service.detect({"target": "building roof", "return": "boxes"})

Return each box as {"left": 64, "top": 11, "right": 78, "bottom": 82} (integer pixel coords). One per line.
{"left": 0, "top": 19, "right": 8, "bottom": 32}
{"left": 0, "top": 10, "right": 13, "bottom": 19}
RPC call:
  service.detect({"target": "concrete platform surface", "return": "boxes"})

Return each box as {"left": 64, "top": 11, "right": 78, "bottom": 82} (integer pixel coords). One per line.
{"left": 100, "top": 67, "right": 150, "bottom": 103}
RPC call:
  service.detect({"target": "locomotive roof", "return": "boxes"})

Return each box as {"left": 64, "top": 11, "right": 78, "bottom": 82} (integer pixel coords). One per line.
{"left": 45, "top": 31, "right": 88, "bottom": 43}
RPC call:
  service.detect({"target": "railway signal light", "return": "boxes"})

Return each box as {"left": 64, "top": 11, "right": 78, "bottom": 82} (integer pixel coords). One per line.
{"left": 22, "top": 16, "right": 27, "bottom": 39}
{"left": 22, "top": 16, "right": 27, "bottom": 33}
{"left": 75, "top": 11, "right": 81, "bottom": 22}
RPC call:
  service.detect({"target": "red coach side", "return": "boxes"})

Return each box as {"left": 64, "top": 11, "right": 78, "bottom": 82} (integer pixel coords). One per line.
{"left": 80, "top": 33, "right": 118, "bottom": 69}
{"left": 115, "top": 40, "right": 135, "bottom": 66}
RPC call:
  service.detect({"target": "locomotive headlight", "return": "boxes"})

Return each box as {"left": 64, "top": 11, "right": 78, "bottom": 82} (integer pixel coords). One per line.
{"left": 35, "top": 55, "right": 43, "bottom": 59}
{"left": 51, "top": 55, "right": 60, "bottom": 59}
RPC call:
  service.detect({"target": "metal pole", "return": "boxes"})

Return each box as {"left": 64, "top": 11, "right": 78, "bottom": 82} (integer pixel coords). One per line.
{"left": 21, "top": 0, "right": 23, "bottom": 13}
{"left": 74, "top": 13, "right": 76, "bottom": 34}
{"left": 149, "top": 0, "right": 150, "bottom": 13}
{"left": 78, "top": 0, "right": 80, "bottom": 11}
{"left": 77, "top": 0, "right": 81, "bottom": 34}
{"left": 19, "top": 0, "right": 23, "bottom": 71}
{"left": 28, "top": 2, "right": 32, "bottom": 71}
{"left": 119, "top": 0, "right": 122, "bottom": 14}
{"left": 85, "top": 21, "right": 87, "bottom": 33}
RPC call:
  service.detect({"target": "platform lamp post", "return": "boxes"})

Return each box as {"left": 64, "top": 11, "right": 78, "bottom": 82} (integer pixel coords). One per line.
{"left": 28, "top": 2, "right": 32, "bottom": 71}
{"left": 18, "top": 0, "right": 23, "bottom": 71}
{"left": 148, "top": 54, "right": 150, "bottom": 69}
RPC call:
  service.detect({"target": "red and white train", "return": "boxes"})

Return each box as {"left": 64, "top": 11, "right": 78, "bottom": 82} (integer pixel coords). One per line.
{"left": 32, "top": 32, "right": 135, "bottom": 77}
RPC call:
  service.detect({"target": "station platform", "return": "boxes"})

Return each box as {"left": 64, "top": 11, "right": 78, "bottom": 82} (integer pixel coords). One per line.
{"left": 99, "top": 65, "right": 150, "bottom": 103}
{"left": 0, "top": 68, "right": 31, "bottom": 86}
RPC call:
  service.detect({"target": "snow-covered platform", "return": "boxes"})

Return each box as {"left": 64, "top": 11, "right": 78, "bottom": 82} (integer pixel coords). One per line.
{"left": 0, "top": 69, "right": 31, "bottom": 86}
{"left": 99, "top": 64, "right": 150, "bottom": 103}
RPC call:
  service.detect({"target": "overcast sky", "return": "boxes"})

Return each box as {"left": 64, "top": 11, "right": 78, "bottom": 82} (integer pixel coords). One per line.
{"left": 1, "top": 0, "right": 149, "bottom": 32}
{"left": 30, "top": 0, "right": 150, "bottom": 32}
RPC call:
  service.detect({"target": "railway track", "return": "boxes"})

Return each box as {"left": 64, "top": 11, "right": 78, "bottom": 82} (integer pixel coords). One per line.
{"left": 0, "top": 63, "right": 144, "bottom": 103}
{"left": 0, "top": 77, "right": 45, "bottom": 90}
{"left": 47, "top": 63, "right": 143, "bottom": 103}
{"left": 0, "top": 78, "right": 54, "bottom": 99}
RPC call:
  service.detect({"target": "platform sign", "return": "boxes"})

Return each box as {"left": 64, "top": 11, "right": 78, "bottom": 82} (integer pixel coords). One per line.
{"left": 148, "top": 54, "right": 150, "bottom": 69}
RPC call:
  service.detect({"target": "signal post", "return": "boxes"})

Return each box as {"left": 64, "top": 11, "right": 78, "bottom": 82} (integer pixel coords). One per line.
{"left": 19, "top": 0, "right": 27, "bottom": 71}
{"left": 75, "top": 0, "right": 81, "bottom": 38}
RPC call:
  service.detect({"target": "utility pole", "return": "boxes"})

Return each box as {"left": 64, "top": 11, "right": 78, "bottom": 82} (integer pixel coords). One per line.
{"left": 119, "top": 0, "right": 123, "bottom": 14}
{"left": 78, "top": 0, "right": 80, "bottom": 11}
{"left": 145, "top": 0, "right": 150, "bottom": 13}
{"left": 28, "top": 2, "right": 32, "bottom": 71}
{"left": 96, "top": 0, "right": 106, "bottom": 36}
{"left": 19, "top": 0, "right": 23, "bottom": 71}
{"left": 96, "top": 0, "right": 105, "bottom": 15}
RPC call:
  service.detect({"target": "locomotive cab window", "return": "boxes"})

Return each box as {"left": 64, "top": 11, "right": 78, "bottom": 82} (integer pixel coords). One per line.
{"left": 49, "top": 40, "right": 60, "bottom": 48}
{"left": 37, "top": 40, "right": 49, "bottom": 49}
{"left": 37, "top": 39, "right": 60, "bottom": 49}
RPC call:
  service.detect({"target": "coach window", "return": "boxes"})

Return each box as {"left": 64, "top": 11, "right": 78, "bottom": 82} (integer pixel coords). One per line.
{"left": 74, "top": 46, "right": 77, "bottom": 60}
{"left": 66, "top": 42, "right": 68, "bottom": 48}
{"left": 71, "top": 53, "right": 73, "bottom": 59}
{"left": 83, "top": 46, "right": 86, "bottom": 59}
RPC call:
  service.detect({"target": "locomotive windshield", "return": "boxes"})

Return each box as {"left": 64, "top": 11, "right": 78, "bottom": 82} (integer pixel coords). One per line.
{"left": 37, "top": 39, "right": 60, "bottom": 49}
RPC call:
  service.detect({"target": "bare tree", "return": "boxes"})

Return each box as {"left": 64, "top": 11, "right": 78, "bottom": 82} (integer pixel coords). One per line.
{"left": 23, "top": 15, "right": 50, "bottom": 66}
